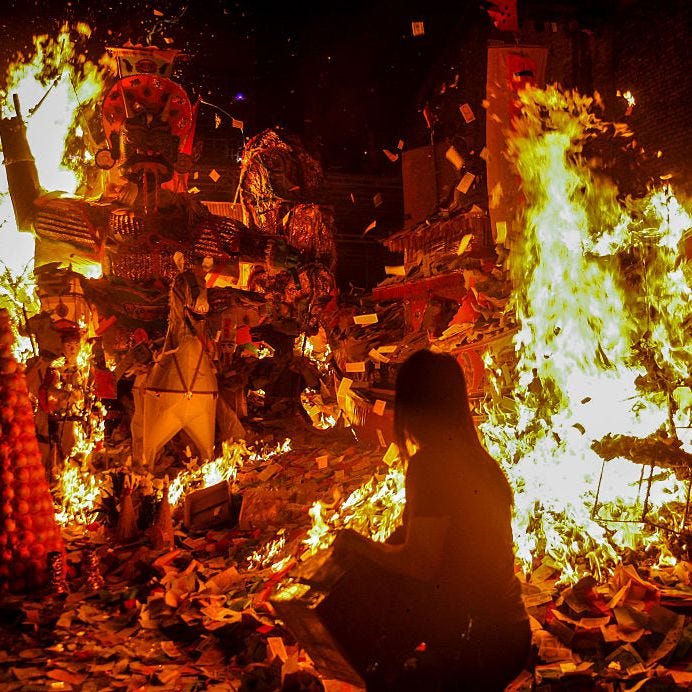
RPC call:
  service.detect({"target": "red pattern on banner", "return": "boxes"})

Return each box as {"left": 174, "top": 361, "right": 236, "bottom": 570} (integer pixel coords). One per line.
{"left": 506, "top": 53, "right": 539, "bottom": 122}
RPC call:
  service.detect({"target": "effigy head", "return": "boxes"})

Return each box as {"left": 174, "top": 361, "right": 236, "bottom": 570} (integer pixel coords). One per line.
{"left": 58, "top": 327, "right": 83, "bottom": 366}
{"left": 117, "top": 107, "right": 180, "bottom": 183}
{"left": 96, "top": 46, "right": 194, "bottom": 187}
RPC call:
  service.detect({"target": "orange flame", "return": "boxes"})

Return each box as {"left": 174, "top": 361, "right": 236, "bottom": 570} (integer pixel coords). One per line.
{"left": 0, "top": 23, "right": 106, "bottom": 279}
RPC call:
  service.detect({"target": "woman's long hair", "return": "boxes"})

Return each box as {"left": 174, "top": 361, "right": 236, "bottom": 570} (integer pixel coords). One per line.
{"left": 393, "top": 349, "right": 480, "bottom": 455}
{"left": 394, "top": 349, "right": 512, "bottom": 503}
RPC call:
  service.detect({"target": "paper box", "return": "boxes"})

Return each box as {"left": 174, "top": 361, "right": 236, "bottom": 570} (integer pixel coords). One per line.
{"left": 183, "top": 480, "right": 233, "bottom": 531}
{"left": 271, "top": 592, "right": 364, "bottom": 688}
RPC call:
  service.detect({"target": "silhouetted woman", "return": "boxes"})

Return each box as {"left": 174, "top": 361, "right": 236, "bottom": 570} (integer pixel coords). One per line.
{"left": 326, "top": 349, "right": 530, "bottom": 690}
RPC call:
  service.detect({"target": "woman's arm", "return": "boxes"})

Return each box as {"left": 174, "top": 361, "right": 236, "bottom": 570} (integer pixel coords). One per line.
{"left": 332, "top": 515, "right": 450, "bottom": 582}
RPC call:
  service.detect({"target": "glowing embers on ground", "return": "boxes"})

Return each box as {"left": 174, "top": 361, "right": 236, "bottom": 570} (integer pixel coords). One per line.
{"left": 480, "top": 85, "right": 691, "bottom": 579}
{"left": 247, "top": 529, "right": 288, "bottom": 571}
{"left": 165, "top": 438, "right": 294, "bottom": 508}
{"left": 256, "top": 451, "right": 406, "bottom": 589}
{"left": 167, "top": 440, "right": 248, "bottom": 508}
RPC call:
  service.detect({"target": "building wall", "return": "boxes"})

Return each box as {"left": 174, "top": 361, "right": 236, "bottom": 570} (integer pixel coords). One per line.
{"left": 603, "top": 0, "right": 691, "bottom": 193}
{"left": 518, "top": 0, "right": 690, "bottom": 193}
{"left": 319, "top": 172, "right": 403, "bottom": 290}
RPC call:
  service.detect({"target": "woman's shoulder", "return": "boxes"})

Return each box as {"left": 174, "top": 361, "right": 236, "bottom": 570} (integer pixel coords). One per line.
{"left": 407, "top": 448, "right": 438, "bottom": 474}
{"left": 409, "top": 445, "right": 511, "bottom": 494}
{"left": 405, "top": 449, "right": 441, "bottom": 491}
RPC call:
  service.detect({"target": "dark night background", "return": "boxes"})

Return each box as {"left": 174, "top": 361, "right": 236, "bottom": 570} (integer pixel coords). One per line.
{"left": 0, "top": 0, "right": 634, "bottom": 172}
{"left": 0, "top": 1, "right": 502, "bottom": 171}
{"left": 0, "top": 0, "right": 690, "bottom": 287}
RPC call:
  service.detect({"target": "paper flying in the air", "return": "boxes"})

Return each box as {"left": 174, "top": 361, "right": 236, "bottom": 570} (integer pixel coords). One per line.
{"left": 383, "top": 443, "right": 399, "bottom": 466}
{"left": 368, "top": 349, "right": 390, "bottom": 363}
{"left": 363, "top": 220, "right": 377, "bottom": 236}
{"left": 411, "top": 21, "right": 425, "bottom": 36}
{"left": 457, "top": 172, "right": 475, "bottom": 194}
{"left": 456, "top": 233, "right": 473, "bottom": 255}
{"left": 384, "top": 265, "right": 406, "bottom": 276}
{"left": 445, "top": 146, "right": 464, "bottom": 170}
{"left": 459, "top": 103, "right": 475, "bottom": 123}
{"left": 354, "top": 313, "right": 379, "bottom": 326}
{"left": 345, "top": 361, "right": 366, "bottom": 373}
{"left": 336, "top": 377, "right": 353, "bottom": 397}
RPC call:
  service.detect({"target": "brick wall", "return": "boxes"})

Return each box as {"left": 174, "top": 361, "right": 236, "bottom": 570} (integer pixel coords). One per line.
{"left": 600, "top": 0, "right": 691, "bottom": 194}
{"left": 514, "top": 1, "right": 689, "bottom": 194}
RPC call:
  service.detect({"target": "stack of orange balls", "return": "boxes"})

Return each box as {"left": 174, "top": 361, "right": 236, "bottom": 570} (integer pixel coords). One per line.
{"left": 0, "top": 308, "right": 64, "bottom": 592}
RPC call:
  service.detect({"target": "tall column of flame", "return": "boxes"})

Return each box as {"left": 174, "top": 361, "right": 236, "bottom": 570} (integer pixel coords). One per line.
{"left": 0, "top": 26, "right": 108, "bottom": 520}
{"left": 481, "top": 85, "right": 691, "bottom": 579}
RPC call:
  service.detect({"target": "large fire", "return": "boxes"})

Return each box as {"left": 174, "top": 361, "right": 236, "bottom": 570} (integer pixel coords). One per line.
{"left": 52, "top": 339, "right": 107, "bottom": 524}
{"left": 480, "top": 85, "right": 690, "bottom": 579}
{"left": 0, "top": 27, "right": 110, "bottom": 522}
{"left": 304, "top": 460, "right": 406, "bottom": 555}
{"left": 0, "top": 27, "right": 300, "bottom": 533}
